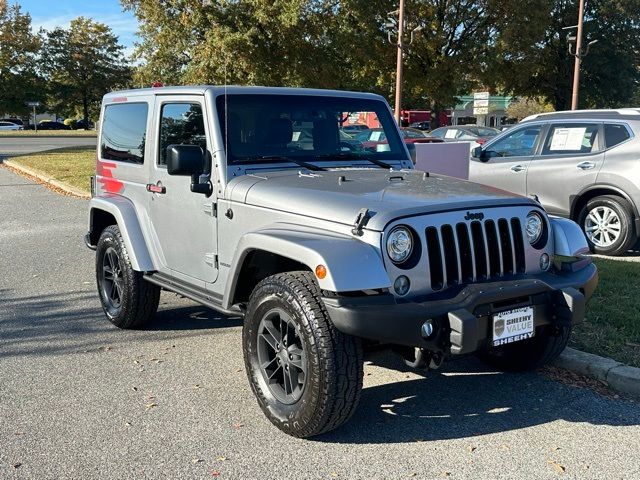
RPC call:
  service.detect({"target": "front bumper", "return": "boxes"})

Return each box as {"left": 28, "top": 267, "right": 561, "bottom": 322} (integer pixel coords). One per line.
{"left": 323, "top": 263, "right": 598, "bottom": 354}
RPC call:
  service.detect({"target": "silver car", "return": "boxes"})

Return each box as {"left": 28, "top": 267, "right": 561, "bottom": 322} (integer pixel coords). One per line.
{"left": 85, "top": 86, "right": 596, "bottom": 438}
{"left": 470, "top": 109, "right": 640, "bottom": 256}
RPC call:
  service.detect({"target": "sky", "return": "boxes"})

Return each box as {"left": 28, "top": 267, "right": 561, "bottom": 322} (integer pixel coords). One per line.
{"left": 12, "top": 0, "right": 139, "bottom": 56}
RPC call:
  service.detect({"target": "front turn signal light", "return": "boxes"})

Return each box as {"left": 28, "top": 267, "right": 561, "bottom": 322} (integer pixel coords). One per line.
{"left": 315, "top": 265, "right": 327, "bottom": 280}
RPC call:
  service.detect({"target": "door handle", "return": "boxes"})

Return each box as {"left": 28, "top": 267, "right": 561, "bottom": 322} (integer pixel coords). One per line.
{"left": 577, "top": 161, "right": 596, "bottom": 170}
{"left": 510, "top": 165, "right": 526, "bottom": 172}
{"left": 146, "top": 183, "right": 166, "bottom": 194}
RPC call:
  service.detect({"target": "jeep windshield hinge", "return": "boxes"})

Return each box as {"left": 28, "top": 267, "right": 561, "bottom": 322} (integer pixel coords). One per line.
{"left": 351, "top": 208, "right": 371, "bottom": 236}
{"left": 205, "top": 253, "right": 219, "bottom": 269}
{"left": 203, "top": 202, "right": 217, "bottom": 218}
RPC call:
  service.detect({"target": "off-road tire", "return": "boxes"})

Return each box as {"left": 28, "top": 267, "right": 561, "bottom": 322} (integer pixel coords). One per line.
{"left": 477, "top": 325, "right": 571, "bottom": 372}
{"left": 243, "top": 271, "right": 363, "bottom": 438}
{"left": 95, "top": 225, "right": 160, "bottom": 329}
{"left": 578, "top": 195, "right": 636, "bottom": 256}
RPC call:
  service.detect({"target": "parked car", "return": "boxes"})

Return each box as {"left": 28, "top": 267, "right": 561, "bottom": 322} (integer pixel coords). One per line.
{"left": 0, "top": 121, "right": 22, "bottom": 131}
{"left": 85, "top": 86, "right": 596, "bottom": 438}
{"left": 469, "top": 108, "right": 640, "bottom": 256}
{"left": 409, "top": 121, "right": 431, "bottom": 131}
{"left": 31, "top": 121, "right": 71, "bottom": 130}
{"left": 356, "top": 127, "right": 441, "bottom": 149}
{"left": 75, "top": 119, "right": 95, "bottom": 130}
{"left": 341, "top": 124, "right": 369, "bottom": 135}
{"left": 0, "top": 117, "right": 23, "bottom": 126}
{"left": 430, "top": 125, "right": 500, "bottom": 147}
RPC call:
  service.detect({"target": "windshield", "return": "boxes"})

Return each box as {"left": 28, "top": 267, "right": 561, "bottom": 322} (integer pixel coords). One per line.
{"left": 216, "top": 94, "right": 409, "bottom": 165}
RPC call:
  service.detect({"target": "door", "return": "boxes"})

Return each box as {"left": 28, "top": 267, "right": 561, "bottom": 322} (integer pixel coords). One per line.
{"left": 148, "top": 97, "right": 218, "bottom": 285}
{"left": 526, "top": 122, "right": 604, "bottom": 216}
{"left": 469, "top": 125, "right": 544, "bottom": 196}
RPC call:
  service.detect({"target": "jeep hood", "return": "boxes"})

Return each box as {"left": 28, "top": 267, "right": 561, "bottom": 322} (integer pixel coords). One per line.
{"left": 227, "top": 169, "right": 535, "bottom": 232}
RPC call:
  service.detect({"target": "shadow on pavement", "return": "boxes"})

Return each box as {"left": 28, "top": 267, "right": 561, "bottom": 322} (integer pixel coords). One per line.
{"left": 316, "top": 351, "right": 640, "bottom": 444}
{"left": 0, "top": 290, "right": 242, "bottom": 359}
{"left": 3, "top": 288, "right": 639, "bottom": 444}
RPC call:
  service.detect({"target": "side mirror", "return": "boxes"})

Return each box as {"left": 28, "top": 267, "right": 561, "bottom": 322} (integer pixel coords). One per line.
{"left": 472, "top": 146, "right": 486, "bottom": 160}
{"left": 166, "top": 144, "right": 212, "bottom": 196}
{"left": 166, "top": 144, "right": 205, "bottom": 176}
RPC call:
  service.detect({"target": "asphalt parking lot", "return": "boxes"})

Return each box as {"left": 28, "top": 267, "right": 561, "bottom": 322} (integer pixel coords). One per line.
{"left": 0, "top": 136, "right": 96, "bottom": 157}
{"left": 1, "top": 166, "right": 640, "bottom": 479}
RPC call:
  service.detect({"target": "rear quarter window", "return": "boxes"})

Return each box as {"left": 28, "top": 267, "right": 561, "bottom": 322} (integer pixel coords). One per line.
{"left": 101, "top": 103, "right": 149, "bottom": 164}
{"left": 604, "top": 124, "right": 631, "bottom": 149}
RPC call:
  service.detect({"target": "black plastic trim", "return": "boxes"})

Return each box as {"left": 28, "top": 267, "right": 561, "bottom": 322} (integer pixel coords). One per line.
{"left": 323, "top": 264, "right": 597, "bottom": 352}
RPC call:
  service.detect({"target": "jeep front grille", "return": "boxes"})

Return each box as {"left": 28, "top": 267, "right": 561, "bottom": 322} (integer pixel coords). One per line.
{"left": 425, "top": 218, "right": 526, "bottom": 290}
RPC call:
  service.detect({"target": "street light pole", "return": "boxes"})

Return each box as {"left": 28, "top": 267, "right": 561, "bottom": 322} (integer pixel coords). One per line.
{"left": 393, "top": 0, "right": 406, "bottom": 124}
{"left": 570, "top": 0, "right": 585, "bottom": 110}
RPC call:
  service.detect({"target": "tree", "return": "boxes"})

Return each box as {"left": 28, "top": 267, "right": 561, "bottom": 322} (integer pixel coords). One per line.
{"left": 0, "top": 0, "right": 41, "bottom": 117}
{"left": 506, "top": 97, "right": 554, "bottom": 120}
{"left": 487, "top": 0, "right": 640, "bottom": 110}
{"left": 41, "top": 17, "right": 131, "bottom": 123}
{"left": 123, "top": 0, "right": 552, "bottom": 118}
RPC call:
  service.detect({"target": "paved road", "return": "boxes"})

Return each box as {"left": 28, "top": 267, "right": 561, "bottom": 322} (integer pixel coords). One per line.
{"left": 1, "top": 166, "right": 640, "bottom": 479}
{"left": 0, "top": 136, "right": 96, "bottom": 157}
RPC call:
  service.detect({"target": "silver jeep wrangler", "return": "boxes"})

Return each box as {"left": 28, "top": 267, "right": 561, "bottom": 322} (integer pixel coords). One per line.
{"left": 85, "top": 86, "right": 598, "bottom": 438}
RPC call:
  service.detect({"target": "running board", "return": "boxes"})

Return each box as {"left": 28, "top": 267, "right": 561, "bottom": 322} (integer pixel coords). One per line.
{"left": 144, "top": 272, "right": 245, "bottom": 318}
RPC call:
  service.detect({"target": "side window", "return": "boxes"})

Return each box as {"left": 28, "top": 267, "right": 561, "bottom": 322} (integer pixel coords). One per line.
{"left": 403, "top": 129, "right": 424, "bottom": 139}
{"left": 158, "top": 103, "right": 206, "bottom": 166}
{"left": 478, "top": 127, "right": 497, "bottom": 137}
{"left": 541, "top": 123, "right": 600, "bottom": 155}
{"left": 486, "top": 126, "right": 542, "bottom": 157}
{"left": 604, "top": 124, "right": 631, "bottom": 149}
{"left": 101, "top": 103, "right": 148, "bottom": 163}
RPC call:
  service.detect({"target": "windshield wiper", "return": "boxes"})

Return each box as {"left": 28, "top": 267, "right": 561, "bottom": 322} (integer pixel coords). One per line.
{"left": 237, "top": 155, "right": 326, "bottom": 171}
{"left": 315, "top": 152, "right": 392, "bottom": 170}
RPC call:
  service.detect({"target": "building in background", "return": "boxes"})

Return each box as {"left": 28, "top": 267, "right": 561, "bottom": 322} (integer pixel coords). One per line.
{"left": 450, "top": 94, "right": 515, "bottom": 128}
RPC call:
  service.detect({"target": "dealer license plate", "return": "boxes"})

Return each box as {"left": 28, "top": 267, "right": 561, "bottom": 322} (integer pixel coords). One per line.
{"left": 491, "top": 307, "right": 534, "bottom": 346}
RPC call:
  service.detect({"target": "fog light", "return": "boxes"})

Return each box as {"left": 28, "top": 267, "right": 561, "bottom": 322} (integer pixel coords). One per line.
{"left": 421, "top": 320, "right": 434, "bottom": 338}
{"left": 540, "top": 253, "right": 551, "bottom": 271}
{"left": 394, "top": 275, "right": 410, "bottom": 296}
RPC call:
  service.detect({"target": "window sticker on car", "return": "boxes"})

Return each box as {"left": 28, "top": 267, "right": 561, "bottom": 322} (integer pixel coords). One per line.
{"left": 444, "top": 129, "right": 458, "bottom": 139}
{"left": 549, "top": 127, "right": 587, "bottom": 151}
{"left": 371, "top": 131, "right": 383, "bottom": 141}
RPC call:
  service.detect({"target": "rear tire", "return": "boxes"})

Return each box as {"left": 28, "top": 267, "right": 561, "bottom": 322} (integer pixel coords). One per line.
{"left": 96, "top": 225, "right": 160, "bottom": 329}
{"left": 477, "top": 325, "right": 571, "bottom": 372}
{"left": 243, "top": 271, "right": 363, "bottom": 438}
{"left": 578, "top": 195, "right": 636, "bottom": 256}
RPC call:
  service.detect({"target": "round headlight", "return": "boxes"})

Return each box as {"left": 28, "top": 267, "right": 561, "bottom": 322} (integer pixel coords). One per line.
{"left": 387, "top": 226, "right": 413, "bottom": 264}
{"left": 526, "top": 212, "right": 544, "bottom": 245}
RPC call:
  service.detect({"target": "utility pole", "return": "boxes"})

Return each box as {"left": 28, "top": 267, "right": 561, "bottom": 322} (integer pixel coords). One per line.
{"left": 570, "top": 0, "right": 585, "bottom": 110}
{"left": 387, "top": 1, "right": 422, "bottom": 125}
{"left": 393, "top": 0, "right": 406, "bottom": 124}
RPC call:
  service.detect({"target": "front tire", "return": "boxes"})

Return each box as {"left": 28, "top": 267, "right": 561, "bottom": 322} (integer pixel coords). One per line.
{"left": 477, "top": 325, "right": 571, "bottom": 372}
{"left": 96, "top": 225, "right": 160, "bottom": 329}
{"left": 578, "top": 195, "right": 636, "bottom": 256}
{"left": 243, "top": 272, "right": 363, "bottom": 438}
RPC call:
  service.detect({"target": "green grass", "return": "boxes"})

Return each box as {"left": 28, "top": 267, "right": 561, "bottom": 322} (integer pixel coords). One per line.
{"left": 0, "top": 130, "right": 96, "bottom": 137}
{"left": 9, "top": 147, "right": 95, "bottom": 191}
{"left": 571, "top": 258, "right": 640, "bottom": 367}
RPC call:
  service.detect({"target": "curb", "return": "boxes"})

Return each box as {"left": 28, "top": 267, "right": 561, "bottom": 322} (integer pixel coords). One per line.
{"left": 1, "top": 159, "right": 90, "bottom": 199}
{"left": 554, "top": 347, "right": 640, "bottom": 399}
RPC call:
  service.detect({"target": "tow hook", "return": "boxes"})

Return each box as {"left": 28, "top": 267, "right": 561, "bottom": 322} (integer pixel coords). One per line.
{"left": 400, "top": 348, "right": 443, "bottom": 370}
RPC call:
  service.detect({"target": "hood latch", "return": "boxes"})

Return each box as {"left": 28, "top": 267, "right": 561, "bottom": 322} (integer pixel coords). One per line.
{"left": 351, "top": 208, "right": 371, "bottom": 237}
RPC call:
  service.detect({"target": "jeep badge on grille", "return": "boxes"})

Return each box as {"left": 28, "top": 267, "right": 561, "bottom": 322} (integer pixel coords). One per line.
{"left": 464, "top": 211, "right": 485, "bottom": 221}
